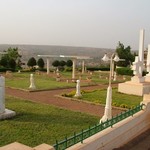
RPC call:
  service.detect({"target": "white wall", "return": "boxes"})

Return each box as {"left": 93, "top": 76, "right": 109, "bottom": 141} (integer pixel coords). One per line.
{"left": 67, "top": 96, "right": 150, "bottom": 150}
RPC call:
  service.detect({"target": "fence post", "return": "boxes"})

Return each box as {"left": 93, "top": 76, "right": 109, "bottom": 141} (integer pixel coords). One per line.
{"left": 89, "top": 126, "right": 91, "bottom": 136}
{"left": 65, "top": 136, "right": 67, "bottom": 149}
{"left": 55, "top": 140, "right": 58, "bottom": 150}
{"left": 81, "top": 129, "right": 83, "bottom": 143}
{"left": 95, "top": 124, "right": 97, "bottom": 133}
{"left": 111, "top": 116, "right": 113, "bottom": 127}
{"left": 74, "top": 132, "right": 76, "bottom": 144}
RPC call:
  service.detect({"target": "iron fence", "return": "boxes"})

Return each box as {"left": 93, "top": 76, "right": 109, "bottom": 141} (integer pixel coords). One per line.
{"left": 53, "top": 103, "right": 145, "bottom": 150}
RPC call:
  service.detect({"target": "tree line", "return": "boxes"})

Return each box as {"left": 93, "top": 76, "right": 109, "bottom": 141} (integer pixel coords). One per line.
{"left": 0, "top": 42, "right": 136, "bottom": 71}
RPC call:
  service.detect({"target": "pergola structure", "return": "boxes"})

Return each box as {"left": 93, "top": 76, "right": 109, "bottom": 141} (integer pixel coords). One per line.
{"left": 60, "top": 55, "right": 92, "bottom": 79}
{"left": 38, "top": 54, "right": 91, "bottom": 79}
{"left": 37, "top": 55, "right": 60, "bottom": 74}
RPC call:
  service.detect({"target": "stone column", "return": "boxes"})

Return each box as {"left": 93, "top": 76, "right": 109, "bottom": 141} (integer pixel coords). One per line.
{"left": 145, "top": 45, "right": 150, "bottom": 81}
{"left": 146, "top": 45, "right": 150, "bottom": 74}
{"left": 82, "top": 60, "right": 85, "bottom": 74}
{"left": 29, "top": 74, "right": 36, "bottom": 90}
{"left": 138, "top": 29, "right": 145, "bottom": 76}
{"left": 72, "top": 59, "right": 76, "bottom": 79}
{"left": 0, "top": 76, "right": 5, "bottom": 114}
{"left": 46, "top": 58, "right": 50, "bottom": 75}
{"left": 74, "top": 80, "right": 82, "bottom": 97}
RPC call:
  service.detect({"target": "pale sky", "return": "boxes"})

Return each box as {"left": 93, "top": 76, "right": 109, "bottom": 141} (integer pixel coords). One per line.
{"left": 0, "top": 0, "right": 150, "bottom": 50}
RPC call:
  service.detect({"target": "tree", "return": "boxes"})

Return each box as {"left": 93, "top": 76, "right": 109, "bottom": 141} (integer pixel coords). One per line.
{"left": 0, "top": 57, "right": 8, "bottom": 67}
{"left": 0, "top": 47, "right": 22, "bottom": 69}
{"left": 116, "top": 42, "right": 135, "bottom": 67}
{"left": 27, "top": 57, "right": 37, "bottom": 68}
{"left": 8, "top": 58, "right": 16, "bottom": 69}
{"left": 66, "top": 60, "right": 73, "bottom": 67}
{"left": 37, "top": 58, "right": 45, "bottom": 69}
{"left": 59, "top": 60, "right": 66, "bottom": 67}
{"left": 52, "top": 60, "right": 60, "bottom": 67}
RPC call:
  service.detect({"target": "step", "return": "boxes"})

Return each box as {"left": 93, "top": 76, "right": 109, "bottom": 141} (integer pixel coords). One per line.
{"left": 34, "top": 143, "right": 54, "bottom": 150}
{"left": 0, "top": 142, "right": 34, "bottom": 150}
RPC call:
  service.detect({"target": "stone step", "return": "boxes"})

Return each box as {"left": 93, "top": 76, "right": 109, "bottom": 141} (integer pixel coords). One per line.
{"left": 0, "top": 142, "right": 34, "bottom": 150}
{"left": 34, "top": 143, "right": 54, "bottom": 150}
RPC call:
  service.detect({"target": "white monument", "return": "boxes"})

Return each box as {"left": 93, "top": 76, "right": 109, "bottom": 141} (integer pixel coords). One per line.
{"left": 29, "top": 74, "right": 36, "bottom": 90}
{"left": 74, "top": 80, "right": 82, "bottom": 97}
{"left": 118, "top": 29, "right": 150, "bottom": 96}
{"left": 0, "top": 76, "right": 16, "bottom": 120}
{"left": 0, "top": 76, "right": 5, "bottom": 114}
{"left": 113, "top": 72, "right": 117, "bottom": 81}
{"left": 145, "top": 45, "right": 150, "bottom": 81}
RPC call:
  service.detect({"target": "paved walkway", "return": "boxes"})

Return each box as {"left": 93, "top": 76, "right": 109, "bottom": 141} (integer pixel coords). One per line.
{"left": 6, "top": 84, "right": 122, "bottom": 117}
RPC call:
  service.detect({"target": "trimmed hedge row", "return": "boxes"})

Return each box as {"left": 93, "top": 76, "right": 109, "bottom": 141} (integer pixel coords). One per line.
{"left": 116, "top": 67, "right": 133, "bottom": 76}
{"left": 0, "top": 68, "right": 15, "bottom": 72}
{"left": 87, "top": 67, "right": 110, "bottom": 71}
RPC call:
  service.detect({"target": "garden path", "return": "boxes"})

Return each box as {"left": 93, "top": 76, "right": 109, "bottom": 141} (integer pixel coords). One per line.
{"left": 6, "top": 84, "right": 122, "bottom": 117}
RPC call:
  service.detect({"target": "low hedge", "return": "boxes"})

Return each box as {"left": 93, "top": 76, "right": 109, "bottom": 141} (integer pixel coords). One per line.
{"left": 116, "top": 67, "right": 133, "bottom": 76}
{"left": 0, "top": 67, "right": 15, "bottom": 72}
{"left": 87, "top": 67, "right": 110, "bottom": 71}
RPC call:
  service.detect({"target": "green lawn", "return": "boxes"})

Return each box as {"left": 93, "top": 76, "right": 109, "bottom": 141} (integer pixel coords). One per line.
{"left": 0, "top": 96, "right": 99, "bottom": 147}
{"left": 5, "top": 72, "right": 130, "bottom": 90}
{"left": 5, "top": 72, "right": 77, "bottom": 90}
{"left": 5, "top": 72, "right": 97, "bottom": 90}
{"left": 64, "top": 88, "right": 143, "bottom": 109}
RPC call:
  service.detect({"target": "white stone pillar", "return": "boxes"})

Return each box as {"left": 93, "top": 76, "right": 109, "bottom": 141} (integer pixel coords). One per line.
{"left": 46, "top": 58, "right": 50, "bottom": 75}
{"left": 72, "top": 59, "right": 76, "bottom": 79}
{"left": 82, "top": 60, "right": 85, "bottom": 74}
{"left": 29, "top": 74, "right": 36, "bottom": 90}
{"left": 113, "top": 72, "right": 117, "bottom": 81}
{"left": 145, "top": 45, "right": 150, "bottom": 82}
{"left": 74, "top": 80, "right": 82, "bottom": 97}
{"left": 146, "top": 45, "right": 150, "bottom": 74}
{"left": 138, "top": 29, "right": 145, "bottom": 76}
{"left": 0, "top": 76, "right": 5, "bottom": 114}
{"left": 111, "top": 61, "right": 114, "bottom": 79}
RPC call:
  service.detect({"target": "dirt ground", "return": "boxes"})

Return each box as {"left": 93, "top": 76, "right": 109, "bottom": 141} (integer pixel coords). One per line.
{"left": 5, "top": 84, "right": 122, "bottom": 117}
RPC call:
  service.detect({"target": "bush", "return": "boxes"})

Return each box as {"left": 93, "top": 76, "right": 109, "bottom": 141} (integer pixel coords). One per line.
{"left": 0, "top": 67, "right": 15, "bottom": 72}
{"left": 120, "top": 104, "right": 128, "bottom": 108}
{"left": 64, "top": 67, "right": 72, "bottom": 72}
{"left": 87, "top": 67, "right": 110, "bottom": 71}
{"left": 62, "top": 91, "right": 76, "bottom": 97}
{"left": 37, "top": 68, "right": 47, "bottom": 72}
{"left": 116, "top": 67, "right": 133, "bottom": 76}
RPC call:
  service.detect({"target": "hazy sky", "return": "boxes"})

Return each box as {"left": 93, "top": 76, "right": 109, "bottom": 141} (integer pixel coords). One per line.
{"left": 0, "top": 0, "right": 150, "bottom": 50}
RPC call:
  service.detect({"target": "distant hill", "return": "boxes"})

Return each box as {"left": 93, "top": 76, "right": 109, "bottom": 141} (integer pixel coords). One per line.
{"left": 0, "top": 44, "right": 114, "bottom": 65}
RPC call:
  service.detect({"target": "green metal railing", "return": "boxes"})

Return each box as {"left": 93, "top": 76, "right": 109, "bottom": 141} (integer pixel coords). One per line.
{"left": 53, "top": 103, "right": 145, "bottom": 150}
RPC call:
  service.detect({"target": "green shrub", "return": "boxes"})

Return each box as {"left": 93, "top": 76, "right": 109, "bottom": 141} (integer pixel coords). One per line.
{"left": 64, "top": 67, "right": 72, "bottom": 72}
{"left": 116, "top": 67, "right": 133, "bottom": 76}
{"left": 87, "top": 67, "right": 110, "bottom": 71}
{"left": 62, "top": 91, "right": 76, "bottom": 97}
{"left": 120, "top": 104, "right": 128, "bottom": 108}
{"left": 0, "top": 67, "right": 15, "bottom": 72}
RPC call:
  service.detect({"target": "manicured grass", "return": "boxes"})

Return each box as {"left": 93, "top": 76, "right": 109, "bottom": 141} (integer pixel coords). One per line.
{"left": 5, "top": 72, "right": 76, "bottom": 90}
{"left": 5, "top": 72, "right": 96, "bottom": 90}
{"left": 64, "top": 88, "right": 143, "bottom": 108}
{"left": 5, "top": 72, "right": 130, "bottom": 90}
{"left": 0, "top": 96, "right": 99, "bottom": 147}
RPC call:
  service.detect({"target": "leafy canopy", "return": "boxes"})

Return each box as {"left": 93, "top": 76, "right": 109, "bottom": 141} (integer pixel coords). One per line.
{"left": 116, "top": 42, "right": 135, "bottom": 67}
